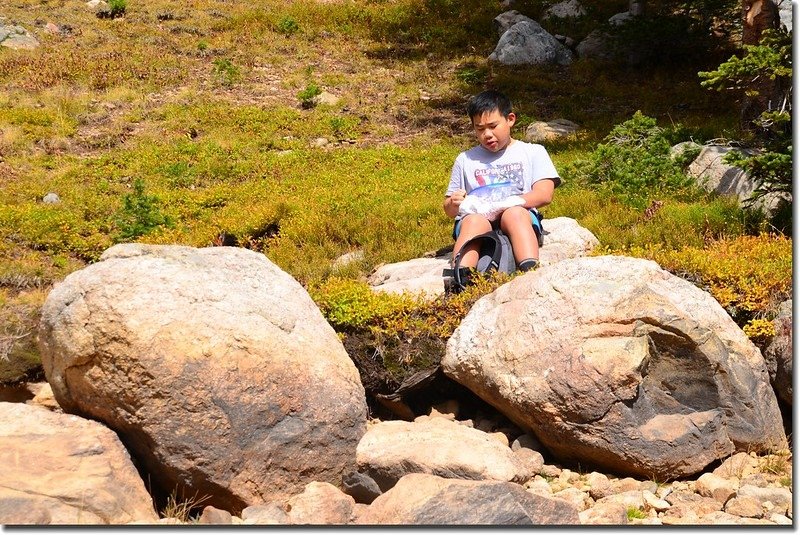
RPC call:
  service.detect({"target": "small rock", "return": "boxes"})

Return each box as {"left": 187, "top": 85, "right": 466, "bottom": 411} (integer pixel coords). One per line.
{"left": 770, "top": 513, "right": 792, "bottom": 525}
{"left": 525, "top": 119, "right": 579, "bottom": 143}
{"left": 510, "top": 433, "right": 541, "bottom": 452}
{"left": 553, "top": 487, "right": 591, "bottom": 511}
{"left": 312, "top": 137, "right": 329, "bottom": 148}
{"left": 342, "top": 471, "right": 382, "bottom": 505}
{"left": 725, "top": 495, "right": 764, "bottom": 518}
{"left": 579, "top": 501, "right": 628, "bottom": 524}
{"left": 43, "top": 192, "right": 60, "bottom": 204}
{"left": 539, "top": 464, "right": 561, "bottom": 478}
{"left": 642, "top": 490, "right": 670, "bottom": 512}
{"left": 241, "top": 504, "right": 289, "bottom": 525}
{"left": 737, "top": 485, "right": 792, "bottom": 514}
{"left": 332, "top": 249, "right": 364, "bottom": 268}
{"left": 513, "top": 448, "right": 544, "bottom": 479}
{"left": 198, "top": 506, "right": 232, "bottom": 524}
{"left": 585, "top": 472, "right": 612, "bottom": 499}
{"left": 524, "top": 477, "right": 552, "bottom": 496}
{"left": 695, "top": 473, "right": 738, "bottom": 504}
{"left": 713, "top": 452, "right": 759, "bottom": 480}
{"left": 312, "top": 91, "right": 340, "bottom": 107}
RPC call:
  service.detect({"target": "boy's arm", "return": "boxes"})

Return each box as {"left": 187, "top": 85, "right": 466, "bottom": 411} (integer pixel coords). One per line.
{"left": 519, "top": 178, "right": 556, "bottom": 209}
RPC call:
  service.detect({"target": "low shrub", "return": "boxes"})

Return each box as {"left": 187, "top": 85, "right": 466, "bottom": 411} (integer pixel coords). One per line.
{"left": 565, "top": 111, "right": 699, "bottom": 209}
{"left": 625, "top": 233, "right": 791, "bottom": 327}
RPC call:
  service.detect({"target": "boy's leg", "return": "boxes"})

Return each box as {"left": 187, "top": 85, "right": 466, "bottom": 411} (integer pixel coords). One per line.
{"left": 452, "top": 214, "right": 492, "bottom": 268}
{"left": 499, "top": 206, "right": 539, "bottom": 266}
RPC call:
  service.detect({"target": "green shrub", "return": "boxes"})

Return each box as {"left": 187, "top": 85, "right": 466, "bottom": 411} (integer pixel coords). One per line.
{"left": 212, "top": 59, "right": 241, "bottom": 87}
{"left": 565, "top": 112, "right": 698, "bottom": 209}
{"left": 297, "top": 82, "right": 322, "bottom": 109}
{"left": 108, "top": 0, "right": 127, "bottom": 17}
{"left": 115, "top": 179, "right": 173, "bottom": 241}
{"left": 276, "top": 16, "right": 300, "bottom": 36}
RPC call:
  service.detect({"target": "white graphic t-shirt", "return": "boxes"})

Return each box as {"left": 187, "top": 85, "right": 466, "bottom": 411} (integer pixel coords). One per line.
{"left": 445, "top": 141, "right": 561, "bottom": 219}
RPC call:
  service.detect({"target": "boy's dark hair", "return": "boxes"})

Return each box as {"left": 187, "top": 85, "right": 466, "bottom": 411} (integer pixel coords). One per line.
{"left": 466, "top": 90, "right": 512, "bottom": 121}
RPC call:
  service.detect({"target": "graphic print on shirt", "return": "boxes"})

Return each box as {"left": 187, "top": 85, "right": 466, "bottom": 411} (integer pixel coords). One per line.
{"left": 473, "top": 162, "right": 524, "bottom": 189}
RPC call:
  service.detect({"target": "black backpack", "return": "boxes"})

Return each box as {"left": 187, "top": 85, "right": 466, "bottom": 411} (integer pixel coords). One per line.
{"left": 442, "top": 230, "right": 516, "bottom": 294}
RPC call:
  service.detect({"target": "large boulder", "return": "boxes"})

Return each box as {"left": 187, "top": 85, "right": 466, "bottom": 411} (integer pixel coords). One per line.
{"left": 369, "top": 217, "right": 598, "bottom": 299}
{"left": 368, "top": 257, "right": 449, "bottom": 298}
{"left": 764, "top": 299, "right": 792, "bottom": 406}
{"left": 355, "top": 418, "right": 529, "bottom": 491}
{"left": 542, "top": 0, "right": 586, "bottom": 19}
{"left": 355, "top": 473, "right": 579, "bottom": 525}
{"left": 524, "top": 119, "right": 580, "bottom": 143}
{"left": 489, "top": 21, "right": 574, "bottom": 66}
{"left": 0, "top": 402, "right": 157, "bottom": 524}
{"left": 687, "top": 145, "right": 791, "bottom": 218}
{"left": 38, "top": 244, "right": 368, "bottom": 512}
{"left": 442, "top": 256, "right": 787, "bottom": 480}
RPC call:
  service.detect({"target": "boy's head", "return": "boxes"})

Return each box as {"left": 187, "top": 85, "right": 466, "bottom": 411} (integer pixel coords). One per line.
{"left": 466, "top": 90, "right": 516, "bottom": 153}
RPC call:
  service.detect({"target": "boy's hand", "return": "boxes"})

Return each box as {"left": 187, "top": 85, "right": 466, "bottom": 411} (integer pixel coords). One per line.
{"left": 444, "top": 189, "right": 467, "bottom": 218}
{"left": 450, "top": 189, "right": 466, "bottom": 206}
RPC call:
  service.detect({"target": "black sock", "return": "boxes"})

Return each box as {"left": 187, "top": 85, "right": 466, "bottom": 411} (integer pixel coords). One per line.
{"left": 518, "top": 258, "right": 539, "bottom": 272}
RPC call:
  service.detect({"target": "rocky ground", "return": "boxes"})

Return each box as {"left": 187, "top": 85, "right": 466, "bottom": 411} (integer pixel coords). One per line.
{"left": 5, "top": 380, "right": 792, "bottom": 525}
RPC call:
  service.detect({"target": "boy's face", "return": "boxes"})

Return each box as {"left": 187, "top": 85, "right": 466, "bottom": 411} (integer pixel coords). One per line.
{"left": 471, "top": 109, "right": 516, "bottom": 152}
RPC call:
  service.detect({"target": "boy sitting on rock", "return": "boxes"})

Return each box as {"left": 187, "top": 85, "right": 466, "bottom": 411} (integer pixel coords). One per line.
{"left": 443, "top": 90, "right": 561, "bottom": 274}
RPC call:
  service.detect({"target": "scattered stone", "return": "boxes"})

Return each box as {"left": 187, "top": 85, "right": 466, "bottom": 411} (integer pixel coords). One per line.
{"left": 553, "top": 487, "right": 591, "bottom": 511}
{"left": 0, "top": 402, "right": 158, "bottom": 524}
{"left": 695, "top": 473, "right": 738, "bottom": 504}
{"left": 284, "top": 482, "right": 354, "bottom": 525}
{"left": 737, "top": 485, "right": 792, "bottom": 514}
{"left": 493, "top": 10, "right": 536, "bottom": 36}
{"left": 198, "top": 506, "right": 233, "bottom": 525}
{"left": 489, "top": 21, "right": 574, "bottom": 66}
{"left": 725, "top": 495, "right": 764, "bottom": 518}
{"left": 542, "top": 0, "right": 587, "bottom": 19}
{"left": 609, "top": 11, "right": 634, "bottom": 26}
{"left": 524, "top": 119, "right": 579, "bottom": 143}
{"left": 585, "top": 472, "right": 612, "bottom": 500}
{"left": 770, "top": 513, "right": 792, "bottom": 525}
{"left": 42, "top": 192, "right": 60, "bottom": 204}
{"left": 27, "top": 382, "right": 60, "bottom": 411}
{"left": 355, "top": 418, "right": 529, "bottom": 492}
{"left": 312, "top": 91, "right": 340, "bottom": 107}
{"left": 539, "top": 464, "right": 561, "bottom": 479}
{"left": 512, "top": 448, "right": 544, "bottom": 478}
{"left": 510, "top": 433, "right": 542, "bottom": 452}
{"left": 579, "top": 502, "right": 628, "bottom": 525}
{"left": 524, "top": 477, "right": 552, "bottom": 496}
{"left": 0, "top": 24, "right": 40, "bottom": 50}
{"left": 713, "top": 452, "right": 760, "bottom": 479}
{"left": 665, "top": 491, "right": 724, "bottom": 516}
{"left": 332, "top": 249, "right": 365, "bottom": 268}
{"left": 642, "top": 490, "right": 671, "bottom": 512}
{"left": 355, "top": 473, "right": 580, "bottom": 525}
{"left": 240, "top": 504, "right": 289, "bottom": 525}
{"left": 430, "top": 399, "right": 459, "bottom": 419}
{"left": 312, "top": 137, "right": 330, "bottom": 148}
{"left": 687, "top": 144, "right": 791, "bottom": 218}
{"left": 342, "top": 471, "right": 382, "bottom": 505}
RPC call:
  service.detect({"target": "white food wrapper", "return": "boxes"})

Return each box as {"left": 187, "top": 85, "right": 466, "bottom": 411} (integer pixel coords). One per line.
{"left": 458, "top": 195, "right": 526, "bottom": 221}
